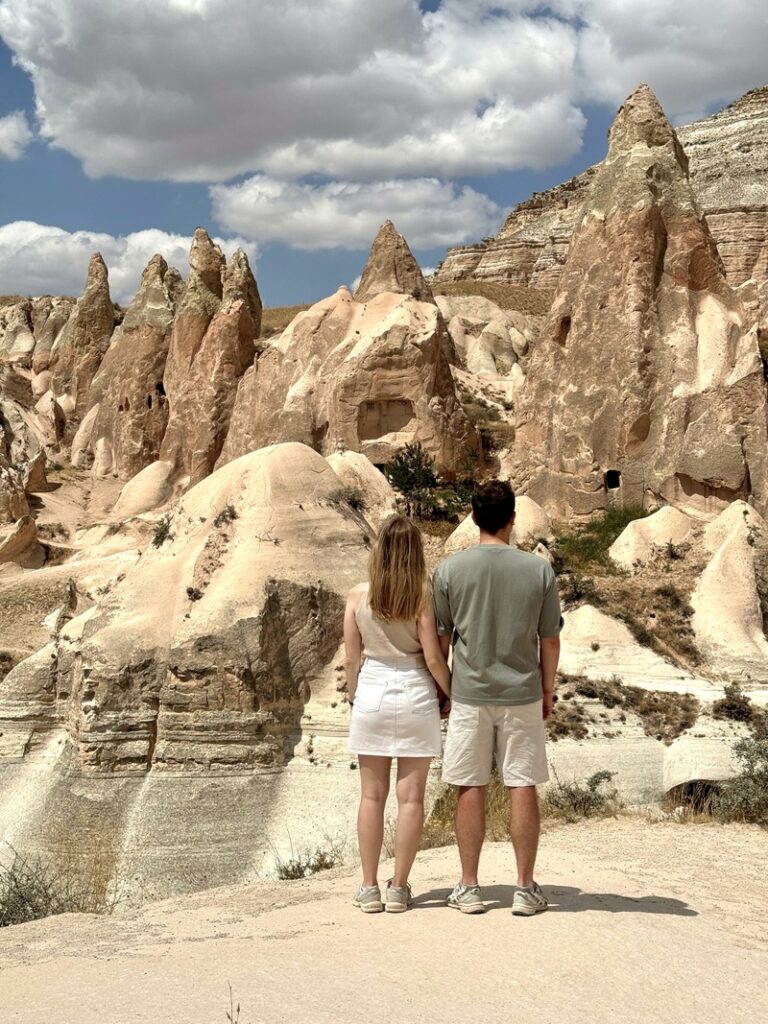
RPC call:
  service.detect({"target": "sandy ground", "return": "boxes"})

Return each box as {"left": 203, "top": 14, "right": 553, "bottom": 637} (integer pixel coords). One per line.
{"left": 0, "top": 818, "right": 765, "bottom": 1024}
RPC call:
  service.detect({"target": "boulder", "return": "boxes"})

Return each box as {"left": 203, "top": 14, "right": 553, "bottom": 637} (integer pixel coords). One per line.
{"left": 443, "top": 495, "right": 552, "bottom": 555}
{"left": 325, "top": 448, "right": 397, "bottom": 526}
{"left": 512, "top": 85, "right": 768, "bottom": 520}
{"left": 0, "top": 301, "right": 35, "bottom": 363}
{"left": 0, "top": 443, "right": 368, "bottom": 772}
{"left": 609, "top": 507, "right": 694, "bottom": 570}
{"left": 354, "top": 220, "right": 433, "bottom": 304}
{"left": 691, "top": 501, "right": 768, "bottom": 682}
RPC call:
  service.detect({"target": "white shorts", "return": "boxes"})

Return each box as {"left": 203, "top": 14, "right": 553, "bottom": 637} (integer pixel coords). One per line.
{"left": 348, "top": 657, "right": 442, "bottom": 758}
{"left": 442, "top": 700, "right": 549, "bottom": 787}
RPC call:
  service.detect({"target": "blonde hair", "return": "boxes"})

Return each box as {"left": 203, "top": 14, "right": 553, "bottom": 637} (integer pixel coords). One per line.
{"left": 368, "top": 514, "right": 427, "bottom": 623}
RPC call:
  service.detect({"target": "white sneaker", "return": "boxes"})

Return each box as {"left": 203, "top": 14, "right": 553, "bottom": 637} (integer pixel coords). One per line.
{"left": 353, "top": 884, "right": 383, "bottom": 913}
{"left": 512, "top": 882, "right": 548, "bottom": 916}
{"left": 447, "top": 882, "right": 486, "bottom": 914}
{"left": 386, "top": 881, "right": 413, "bottom": 913}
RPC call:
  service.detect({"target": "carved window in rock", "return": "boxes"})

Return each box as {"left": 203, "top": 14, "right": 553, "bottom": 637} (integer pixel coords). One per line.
{"left": 357, "top": 399, "right": 415, "bottom": 441}
{"left": 604, "top": 469, "right": 622, "bottom": 490}
{"left": 556, "top": 316, "right": 571, "bottom": 346}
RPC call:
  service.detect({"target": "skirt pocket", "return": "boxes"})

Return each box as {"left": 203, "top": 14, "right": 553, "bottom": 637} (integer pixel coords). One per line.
{"left": 404, "top": 682, "right": 440, "bottom": 716}
{"left": 353, "top": 680, "right": 387, "bottom": 713}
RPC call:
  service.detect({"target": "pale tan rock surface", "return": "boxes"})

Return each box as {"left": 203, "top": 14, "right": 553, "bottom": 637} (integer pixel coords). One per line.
{"left": 560, "top": 604, "right": 720, "bottom": 698}
{"left": 83, "top": 255, "right": 183, "bottom": 480}
{"left": 512, "top": 85, "right": 768, "bottom": 520}
{"left": 0, "top": 300, "right": 35, "bottom": 362}
{"left": 691, "top": 501, "right": 768, "bottom": 683}
{"left": 156, "top": 230, "right": 261, "bottom": 493}
{"left": 220, "top": 285, "right": 477, "bottom": 475}
{"left": 49, "top": 255, "right": 116, "bottom": 433}
{"left": 0, "top": 822, "right": 765, "bottom": 1024}
{"left": 353, "top": 219, "right": 434, "bottom": 304}
{"left": 325, "top": 448, "right": 397, "bottom": 526}
{"left": 436, "top": 87, "right": 768, "bottom": 294}
{"left": 443, "top": 495, "right": 553, "bottom": 555}
{"left": 0, "top": 442, "right": 367, "bottom": 772}
{"left": 609, "top": 506, "right": 694, "bottom": 570}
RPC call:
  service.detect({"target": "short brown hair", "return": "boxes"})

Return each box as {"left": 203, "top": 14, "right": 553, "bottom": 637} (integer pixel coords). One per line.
{"left": 471, "top": 480, "right": 516, "bottom": 535}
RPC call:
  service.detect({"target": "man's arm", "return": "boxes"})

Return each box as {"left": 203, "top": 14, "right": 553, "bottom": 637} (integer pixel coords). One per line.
{"left": 540, "top": 636, "right": 560, "bottom": 719}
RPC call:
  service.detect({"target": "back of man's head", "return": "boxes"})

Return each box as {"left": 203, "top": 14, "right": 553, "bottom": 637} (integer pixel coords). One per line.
{"left": 471, "top": 479, "right": 516, "bottom": 535}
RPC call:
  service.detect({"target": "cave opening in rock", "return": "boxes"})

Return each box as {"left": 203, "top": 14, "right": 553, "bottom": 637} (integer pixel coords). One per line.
{"left": 357, "top": 399, "right": 415, "bottom": 442}
{"left": 666, "top": 780, "right": 722, "bottom": 815}
{"left": 556, "top": 316, "right": 571, "bottom": 346}
{"left": 147, "top": 394, "right": 152, "bottom": 409}
{"left": 604, "top": 469, "right": 622, "bottom": 490}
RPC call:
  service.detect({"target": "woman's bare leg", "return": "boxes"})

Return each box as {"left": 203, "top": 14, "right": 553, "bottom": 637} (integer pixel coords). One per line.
{"left": 357, "top": 755, "right": 391, "bottom": 886}
{"left": 392, "top": 757, "right": 432, "bottom": 887}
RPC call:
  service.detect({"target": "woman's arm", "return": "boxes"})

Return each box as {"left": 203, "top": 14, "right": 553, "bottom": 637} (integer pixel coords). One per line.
{"left": 417, "top": 604, "right": 451, "bottom": 697}
{"left": 343, "top": 591, "right": 363, "bottom": 703}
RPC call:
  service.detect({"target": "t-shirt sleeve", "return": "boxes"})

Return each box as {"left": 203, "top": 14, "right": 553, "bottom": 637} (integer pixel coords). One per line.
{"left": 432, "top": 563, "right": 454, "bottom": 637}
{"left": 538, "top": 565, "right": 564, "bottom": 638}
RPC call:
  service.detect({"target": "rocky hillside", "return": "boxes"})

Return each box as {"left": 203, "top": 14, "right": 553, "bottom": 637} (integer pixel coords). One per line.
{"left": 435, "top": 86, "right": 768, "bottom": 300}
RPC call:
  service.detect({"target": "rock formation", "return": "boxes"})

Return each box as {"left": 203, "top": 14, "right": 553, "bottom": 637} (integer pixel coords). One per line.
{"left": 325, "top": 448, "right": 397, "bottom": 526}
{"left": 0, "top": 300, "right": 36, "bottom": 363}
{"left": 354, "top": 220, "right": 434, "bottom": 303}
{"left": 49, "top": 254, "right": 116, "bottom": 432}
{"left": 220, "top": 288, "right": 477, "bottom": 476}
{"left": 512, "top": 84, "right": 768, "bottom": 520}
{"left": 435, "top": 87, "right": 768, "bottom": 296}
{"left": 0, "top": 443, "right": 367, "bottom": 772}
{"left": 609, "top": 507, "right": 694, "bottom": 571}
{"left": 691, "top": 501, "right": 768, "bottom": 682}
{"left": 443, "top": 495, "right": 553, "bottom": 555}
{"left": 74, "top": 255, "right": 184, "bottom": 479}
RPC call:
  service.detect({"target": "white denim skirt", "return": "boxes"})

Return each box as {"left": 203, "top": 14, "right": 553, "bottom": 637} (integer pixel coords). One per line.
{"left": 348, "top": 656, "right": 442, "bottom": 758}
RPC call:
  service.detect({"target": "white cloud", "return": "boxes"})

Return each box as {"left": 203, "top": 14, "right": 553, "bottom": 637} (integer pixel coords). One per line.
{"left": 551, "top": 0, "right": 768, "bottom": 118}
{"left": 0, "top": 0, "right": 584, "bottom": 181}
{"left": 0, "top": 221, "right": 257, "bottom": 304}
{"left": 211, "top": 176, "right": 503, "bottom": 250}
{"left": 0, "top": 110, "right": 32, "bottom": 160}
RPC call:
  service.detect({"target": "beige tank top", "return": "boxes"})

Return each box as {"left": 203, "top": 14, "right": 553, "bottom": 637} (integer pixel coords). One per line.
{"left": 354, "top": 583, "right": 424, "bottom": 661}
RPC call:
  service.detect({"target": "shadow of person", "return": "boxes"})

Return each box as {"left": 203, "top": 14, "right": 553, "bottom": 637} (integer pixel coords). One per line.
{"left": 413, "top": 884, "right": 697, "bottom": 916}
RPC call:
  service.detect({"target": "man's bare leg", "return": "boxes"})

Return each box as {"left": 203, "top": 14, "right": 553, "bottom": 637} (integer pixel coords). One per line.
{"left": 455, "top": 785, "right": 486, "bottom": 886}
{"left": 508, "top": 785, "right": 540, "bottom": 887}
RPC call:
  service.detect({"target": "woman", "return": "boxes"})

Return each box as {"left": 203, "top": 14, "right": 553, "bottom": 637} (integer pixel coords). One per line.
{"left": 345, "top": 514, "right": 451, "bottom": 914}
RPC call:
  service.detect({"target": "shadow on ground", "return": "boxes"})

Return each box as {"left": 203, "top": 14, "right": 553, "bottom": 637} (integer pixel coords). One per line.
{"left": 413, "top": 885, "right": 697, "bottom": 916}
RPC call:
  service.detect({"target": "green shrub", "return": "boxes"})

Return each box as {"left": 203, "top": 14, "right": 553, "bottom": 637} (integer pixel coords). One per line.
{"left": 274, "top": 838, "right": 343, "bottom": 879}
{"left": 712, "top": 684, "right": 755, "bottom": 724}
{"left": 542, "top": 770, "right": 620, "bottom": 823}
{"left": 327, "top": 487, "right": 368, "bottom": 513}
{"left": 713, "top": 726, "right": 768, "bottom": 825}
{"left": 214, "top": 504, "right": 239, "bottom": 528}
{"left": 552, "top": 505, "right": 648, "bottom": 575}
{"left": 385, "top": 443, "right": 438, "bottom": 517}
{"left": 152, "top": 514, "right": 172, "bottom": 547}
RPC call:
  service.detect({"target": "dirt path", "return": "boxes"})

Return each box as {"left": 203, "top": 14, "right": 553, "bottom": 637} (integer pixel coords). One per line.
{"left": 0, "top": 818, "right": 765, "bottom": 1024}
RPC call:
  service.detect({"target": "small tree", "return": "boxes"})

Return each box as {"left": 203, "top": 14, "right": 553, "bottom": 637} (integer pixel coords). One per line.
{"left": 385, "top": 443, "right": 438, "bottom": 517}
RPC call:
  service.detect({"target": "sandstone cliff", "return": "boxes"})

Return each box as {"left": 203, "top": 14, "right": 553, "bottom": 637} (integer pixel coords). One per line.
{"left": 512, "top": 85, "right": 768, "bottom": 519}
{"left": 436, "top": 87, "right": 768, "bottom": 296}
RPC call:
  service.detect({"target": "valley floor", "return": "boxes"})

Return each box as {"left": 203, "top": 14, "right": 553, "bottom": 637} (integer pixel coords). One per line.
{"left": 0, "top": 817, "right": 765, "bottom": 1023}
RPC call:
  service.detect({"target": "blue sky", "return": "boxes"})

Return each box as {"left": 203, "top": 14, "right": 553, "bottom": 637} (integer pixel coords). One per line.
{"left": 0, "top": 2, "right": 765, "bottom": 306}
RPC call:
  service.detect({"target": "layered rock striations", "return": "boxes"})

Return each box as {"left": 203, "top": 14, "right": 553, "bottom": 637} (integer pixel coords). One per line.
{"left": 512, "top": 85, "right": 768, "bottom": 519}
{"left": 0, "top": 443, "right": 367, "bottom": 772}
{"left": 436, "top": 87, "right": 768, "bottom": 295}
{"left": 219, "top": 224, "right": 477, "bottom": 475}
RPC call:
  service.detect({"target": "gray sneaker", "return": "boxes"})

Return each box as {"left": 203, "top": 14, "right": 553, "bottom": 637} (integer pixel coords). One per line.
{"left": 386, "top": 881, "right": 413, "bottom": 913}
{"left": 447, "top": 882, "right": 486, "bottom": 914}
{"left": 353, "top": 884, "right": 383, "bottom": 913}
{"left": 513, "top": 882, "right": 548, "bottom": 916}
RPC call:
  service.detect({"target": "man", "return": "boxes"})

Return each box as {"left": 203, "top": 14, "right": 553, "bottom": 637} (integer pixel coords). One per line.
{"left": 433, "top": 479, "right": 562, "bottom": 916}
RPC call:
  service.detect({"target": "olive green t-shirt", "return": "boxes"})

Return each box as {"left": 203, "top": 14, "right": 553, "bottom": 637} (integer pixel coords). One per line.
{"left": 432, "top": 544, "right": 563, "bottom": 706}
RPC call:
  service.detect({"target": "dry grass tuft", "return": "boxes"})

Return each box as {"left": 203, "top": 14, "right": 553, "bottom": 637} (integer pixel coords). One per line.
{"left": 259, "top": 304, "right": 312, "bottom": 339}
{"left": 433, "top": 281, "right": 555, "bottom": 316}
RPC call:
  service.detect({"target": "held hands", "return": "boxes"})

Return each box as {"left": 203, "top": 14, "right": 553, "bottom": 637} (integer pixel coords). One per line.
{"left": 542, "top": 691, "right": 555, "bottom": 720}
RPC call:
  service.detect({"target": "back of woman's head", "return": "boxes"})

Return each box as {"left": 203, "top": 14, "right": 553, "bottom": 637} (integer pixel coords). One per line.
{"left": 369, "top": 514, "right": 426, "bottom": 622}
